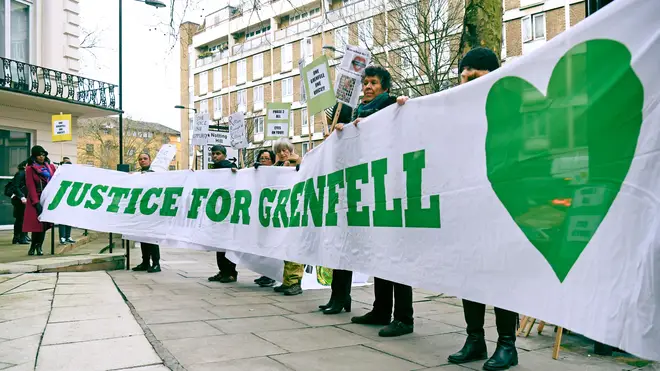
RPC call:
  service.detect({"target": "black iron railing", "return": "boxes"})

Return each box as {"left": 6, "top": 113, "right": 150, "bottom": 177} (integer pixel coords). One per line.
{"left": 0, "top": 56, "right": 119, "bottom": 111}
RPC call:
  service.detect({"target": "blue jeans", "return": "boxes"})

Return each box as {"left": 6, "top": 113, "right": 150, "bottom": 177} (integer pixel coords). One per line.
{"left": 58, "top": 225, "right": 72, "bottom": 239}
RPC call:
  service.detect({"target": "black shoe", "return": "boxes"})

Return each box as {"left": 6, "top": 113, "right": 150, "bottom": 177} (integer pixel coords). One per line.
{"left": 274, "top": 284, "right": 290, "bottom": 293}
{"left": 147, "top": 264, "right": 161, "bottom": 273}
{"left": 258, "top": 278, "right": 276, "bottom": 287}
{"left": 219, "top": 275, "right": 237, "bottom": 283}
{"left": 208, "top": 272, "right": 223, "bottom": 282}
{"left": 282, "top": 283, "right": 303, "bottom": 296}
{"left": 36, "top": 245, "right": 43, "bottom": 256}
{"left": 12, "top": 236, "right": 19, "bottom": 244}
{"left": 25, "top": 234, "right": 31, "bottom": 242}
{"left": 254, "top": 276, "right": 269, "bottom": 284}
{"left": 448, "top": 334, "right": 488, "bottom": 364}
{"left": 319, "top": 297, "right": 335, "bottom": 311}
{"left": 351, "top": 311, "right": 391, "bottom": 326}
{"left": 132, "top": 263, "right": 150, "bottom": 271}
{"left": 483, "top": 336, "right": 518, "bottom": 371}
{"left": 379, "top": 320, "right": 414, "bottom": 337}
{"left": 323, "top": 296, "right": 351, "bottom": 315}
{"left": 18, "top": 236, "right": 29, "bottom": 245}
{"left": 28, "top": 245, "right": 35, "bottom": 256}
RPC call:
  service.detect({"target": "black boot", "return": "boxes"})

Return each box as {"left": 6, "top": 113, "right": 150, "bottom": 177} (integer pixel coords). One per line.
{"left": 483, "top": 335, "right": 518, "bottom": 370}
{"left": 28, "top": 243, "right": 36, "bottom": 256}
{"left": 448, "top": 334, "right": 488, "bottom": 364}
{"left": 36, "top": 244, "right": 43, "bottom": 256}
{"left": 323, "top": 295, "right": 351, "bottom": 315}
{"left": 18, "top": 234, "right": 29, "bottom": 244}
{"left": 12, "top": 235, "right": 19, "bottom": 244}
{"left": 132, "top": 262, "right": 150, "bottom": 271}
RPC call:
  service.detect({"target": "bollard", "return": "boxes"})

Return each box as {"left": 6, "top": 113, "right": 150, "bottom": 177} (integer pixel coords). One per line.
{"left": 50, "top": 225, "right": 55, "bottom": 255}
{"left": 109, "top": 233, "right": 113, "bottom": 253}
{"left": 125, "top": 240, "right": 130, "bottom": 270}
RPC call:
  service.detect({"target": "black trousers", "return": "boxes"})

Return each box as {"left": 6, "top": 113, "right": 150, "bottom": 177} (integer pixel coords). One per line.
{"left": 373, "top": 278, "right": 414, "bottom": 325}
{"left": 463, "top": 299, "right": 518, "bottom": 338}
{"left": 216, "top": 252, "right": 237, "bottom": 277}
{"left": 141, "top": 243, "right": 160, "bottom": 266}
{"left": 331, "top": 269, "right": 353, "bottom": 299}
{"left": 31, "top": 231, "right": 45, "bottom": 246}
{"left": 13, "top": 203, "right": 25, "bottom": 237}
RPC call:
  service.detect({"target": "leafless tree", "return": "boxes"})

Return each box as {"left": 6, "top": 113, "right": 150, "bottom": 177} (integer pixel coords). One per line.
{"left": 157, "top": 0, "right": 206, "bottom": 52}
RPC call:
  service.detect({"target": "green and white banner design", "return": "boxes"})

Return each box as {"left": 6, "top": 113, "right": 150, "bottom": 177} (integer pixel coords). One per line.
{"left": 40, "top": 0, "right": 660, "bottom": 360}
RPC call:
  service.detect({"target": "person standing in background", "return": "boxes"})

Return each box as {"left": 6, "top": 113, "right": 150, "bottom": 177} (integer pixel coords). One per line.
{"left": 23, "top": 146, "right": 56, "bottom": 256}
{"left": 58, "top": 157, "right": 75, "bottom": 245}
{"left": 131, "top": 153, "right": 161, "bottom": 273}
{"left": 8, "top": 161, "right": 29, "bottom": 245}
{"left": 253, "top": 149, "right": 278, "bottom": 288}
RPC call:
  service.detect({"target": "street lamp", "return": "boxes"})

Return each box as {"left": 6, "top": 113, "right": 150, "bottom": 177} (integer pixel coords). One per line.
{"left": 322, "top": 45, "right": 343, "bottom": 56}
{"left": 174, "top": 105, "right": 199, "bottom": 170}
{"left": 174, "top": 105, "right": 197, "bottom": 113}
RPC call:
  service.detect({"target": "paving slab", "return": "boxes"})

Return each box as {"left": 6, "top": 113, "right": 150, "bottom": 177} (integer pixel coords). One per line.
{"left": 186, "top": 357, "right": 293, "bottom": 371}
{"left": 54, "top": 283, "right": 118, "bottom": 295}
{"left": 115, "top": 365, "right": 170, "bottom": 371}
{"left": 423, "top": 310, "right": 496, "bottom": 329}
{"left": 0, "top": 313, "right": 48, "bottom": 339}
{"left": 206, "top": 303, "right": 293, "bottom": 319}
{"left": 285, "top": 306, "right": 370, "bottom": 326}
{"left": 36, "top": 335, "right": 161, "bottom": 371}
{"left": 207, "top": 315, "right": 308, "bottom": 334}
{"left": 41, "top": 317, "right": 144, "bottom": 345}
{"left": 0, "top": 335, "right": 40, "bottom": 366}
{"left": 255, "top": 326, "right": 372, "bottom": 353}
{"left": 161, "top": 333, "right": 286, "bottom": 366}
{"left": 52, "top": 293, "right": 125, "bottom": 308}
{"left": 139, "top": 308, "right": 219, "bottom": 325}
{"left": 48, "top": 304, "right": 132, "bottom": 323}
{"left": 0, "top": 307, "right": 50, "bottom": 322}
{"left": 202, "top": 295, "right": 277, "bottom": 306}
{"left": 338, "top": 317, "right": 463, "bottom": 342}
{"left": 272, "top": 345, "right": 423, "bottom": 371}
{"left": 148, "top": 321, "right": 224, "bottom": 341}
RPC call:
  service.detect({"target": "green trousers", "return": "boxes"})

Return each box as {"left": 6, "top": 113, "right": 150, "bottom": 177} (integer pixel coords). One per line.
{"left": 283, "top": 261, "right": 304, "bottom": 286}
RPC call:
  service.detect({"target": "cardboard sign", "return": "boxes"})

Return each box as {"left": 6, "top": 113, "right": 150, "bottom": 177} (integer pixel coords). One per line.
{"left": 301, "top": 56, "right": 336, "bottom": 115}
{"left": 335, "top": 69, "right": 363, "bottom": 108}
{"left": 192, "top": 113, "right": 210, "bottom": 146}
{"left": 51, "top": 114, "right": 72, "bottom": 142}
{"left": 340, "top": 45, "right": 371, "bottom": 74}
{"left": 229, "top": 112, "right": 248, "bottom": 149}
{"left": 150, "top": 144, "right": 177, "bottom": 172}
{"left": 265, "top": 103, "right": 291, "bottom": 140}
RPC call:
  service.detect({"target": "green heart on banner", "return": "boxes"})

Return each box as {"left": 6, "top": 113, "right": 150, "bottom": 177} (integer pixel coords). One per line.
{"left": 485, "top": 39, "right": 644, "bottom": 282}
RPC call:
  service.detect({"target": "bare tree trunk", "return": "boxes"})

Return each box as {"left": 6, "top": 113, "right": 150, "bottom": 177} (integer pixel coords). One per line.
{"left": 460, "top": 0, "right": 503, "bottom": 58}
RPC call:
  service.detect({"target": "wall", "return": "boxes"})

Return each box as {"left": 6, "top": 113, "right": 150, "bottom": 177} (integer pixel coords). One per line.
{"left": 40, "top": 0, "right": 81, "bottom": 73}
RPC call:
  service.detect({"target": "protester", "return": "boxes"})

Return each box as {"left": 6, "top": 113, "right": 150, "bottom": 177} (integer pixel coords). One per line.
{"left": 271, "top": 138, "right": 304, "bottom": 296}
{"left": 319, "top": 102, "right": 356, "bottom": 315}
{"left": 342, "top": 66, "right": 414, "bottom": 337}
{"left": 398, "top": 47, "right": 519, "bottom": 370}
{"left": 23, "top": 146, "right": 56, "bottom": 256}
{"left": 253, "top": 149, "right": 277, "bottom": 288}
{"left": 8, "top": 161, "right": 29, "bottom": 245}
{"left": 207, "top": 145, "right": 239, "bottom": 283}
{"left": 131, "top": 152, "right": 161, "bottom": 273}
{"left": 58, "top": 157, "right": 75, "bottom": 245}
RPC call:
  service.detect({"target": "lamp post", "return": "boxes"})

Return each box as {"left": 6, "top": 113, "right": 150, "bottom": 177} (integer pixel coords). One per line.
{"left": 174, "top": 105, "right": 199, "bottom": 169}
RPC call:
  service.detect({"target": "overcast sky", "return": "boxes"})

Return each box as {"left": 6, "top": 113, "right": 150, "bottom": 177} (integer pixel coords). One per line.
{"left": 79, "top": 0, "right": 212, "bottom": 132}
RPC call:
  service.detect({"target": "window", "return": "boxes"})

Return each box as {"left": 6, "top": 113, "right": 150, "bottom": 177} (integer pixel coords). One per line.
{"left": 301, "top": 37, "right": 313, "bottom": 63}
{"left": 301, "top": 142, "right": 310, "bottom": 156}
{"left": 358, "top": 18, "right": 373, "bottom": 48}
{"left": 85, "top": 144, "right": 94, "bottom": 154}
{"left": 199, "top": 71, "right": 208, "bottom": 95}
{"left": 237, "top": 89, "right": 247, "bottom": 112}
{"left": 253, "top": 53, "right": 264, "bottom": 80}
{"left": 400, "top": 47, "right": 418, "bottom": 78}
{"left": 246, "top": 25, "right": 271, "bottom": 40}
{"left": 281, "top": 43, "right": 293, "bottom": 71}
{"left": 254, "top": 116, "right": 264, "bottom": 134}
{"left": 213, "top": 96, "right": 222, "bottom": 119}
{"left": 289, "top": 110, "right": 294, "bottom": 137}
{"left": 282, "top": 78, "right": 293, "bottom": 102}
{"left": 522, "top": 13, "right": 545, "bottom": 42}
{"left": 200, "top": 99, "right": 209, "bottom": 114}
{"left": 253, "top": 85, "right": 264, "bottom": 111}
{"left": 213, "top": 67, "right": 222, "bottom": 91}
{"left": 334, "top": 26, "right": 348, "bottom": 58}
{"left": 402, "top": 7, "right": 418, "bottom": 36}
{"left": 237, "top": 59, "right": 247, "bottom": 84}
{"left": 290, "top": 8, "right": 320, "bottom": 23}
{"left": 301, "top": 108, "right": 309, "bottom": 135}
{"left": 2, "top": 1, "right": 30, "bottom": 61}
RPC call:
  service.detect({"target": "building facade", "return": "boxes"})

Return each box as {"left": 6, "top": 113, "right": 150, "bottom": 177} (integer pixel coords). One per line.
{"left": 0, "top": 0, "right": 119, "bottom": 227}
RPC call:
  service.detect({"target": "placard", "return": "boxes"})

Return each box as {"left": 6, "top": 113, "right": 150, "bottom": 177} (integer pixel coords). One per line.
{"left": 301, "top": 56, "right": 336, "bottom": 115}
{"left": 340, "top": 45, "right": 371, "bottom": 74}
{"left": 265, "top": 103, "right": 291, "bottom": 140}
{"left": 150, "top": 144, "right": 177, "bottom": 172}
{"left": 191, "top": 113, "right": 210, "bottom": 145}
{"left": 51, "top": 114, "right": 72, "bottom": 142}
{"left": 229, "top": 112, "right": 248, "bottom": 149}
{"left": 335, "top": 69, "right": 363, "bottom": 108}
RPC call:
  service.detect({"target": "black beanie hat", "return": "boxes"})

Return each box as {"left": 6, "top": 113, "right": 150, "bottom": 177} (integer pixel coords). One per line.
{"left": 211, "top": 145, "right": 227, "bottom": 155}
{"left": 31, "top": 145, "right": 48, "bottom": 157}
{"left": 459, "top": 47, "right": 500, "bottom": 73}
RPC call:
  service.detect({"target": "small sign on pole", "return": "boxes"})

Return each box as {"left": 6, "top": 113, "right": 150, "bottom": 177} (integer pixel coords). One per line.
{"left": 265, "top": 103, "right": 292, "bottom": 140}
{"left": 51, "top": 114, "right": 72, "bottom": 142}
{"left": 301, "top": 56, "right": 336, "bottom": 115}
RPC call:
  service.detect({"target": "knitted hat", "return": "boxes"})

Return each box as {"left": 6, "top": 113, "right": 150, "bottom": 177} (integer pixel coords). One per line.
{"left": 459, "top": 47, "right": 500, "bottom": 73}
{"left": 211, "top": 145, "right": 227, "bottom": 155}
{"left": 31, "top": 145, "right": 48, "bottom": 157}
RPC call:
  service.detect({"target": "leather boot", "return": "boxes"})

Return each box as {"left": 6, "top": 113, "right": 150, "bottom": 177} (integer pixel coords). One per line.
{"left": 323, "top": 295, "right": 351, "bottom": 315}
{"left": 483, "top": 335, "right": 518, "bottom": 371}
{"left": 36, "top": 244, "right": 43, "bottom": 256}
{"left": 12, "top": 235, "right": 19, "bottom": 244}
{"left": 319, "top": 297, "right": 335, "bottom": 311}
{"left": 28, "top": 243, "right": 36, "bottom": 256}
{"left": 448, "top": 334, "right": 488, "bottom": 364}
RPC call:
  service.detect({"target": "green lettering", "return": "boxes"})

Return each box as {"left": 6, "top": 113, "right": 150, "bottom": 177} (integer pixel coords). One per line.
{"left": 188, "top": 188, "right": 210, "bottom": 219}
{"left": 84, "top": 185, "right": 108, "bottom": 210}
{"left": 345, "top": 163, "right": 370, "bottom": 227}
{"left": 289, "top": 181, "right": 305, "bottom": 227}
{"left": 403, "top": 150, "right": 440, "bottom": 228}
{"left": 325, "top": 170, "right": 344, "bottom": 227}
{"left": 139, "top": 188, "right": 163, "bottom": 216}
{"left": 206, "top": 188, "right": 231, "bottom": 222}
{"left": 272, "top": 189, "right": 291, "bottom": 228}
{"left": 371, "top": 158, "right": 403, "bottom": 227}
{"left": 160, "top": 187, "right": 184, "bottom": 217}
{"left": 47, "top": 180, "right": 72, "bottom": 210}
{"left": 106, "top": 187, "right": 131, "bottom": 213}
{"left": 303, "top": 176, "right": 326, "bottom": 227}
{"left": 66, "top": 182, "right": 92, "bottom": 207}
{"left": 124, "top": 188, "right": 144, "bottom": 214}
{"left": 259, "top": 188, "right": 277, "bottom": 227}
{"left": 230, "top": 190, "right": 252, "bottom": 225}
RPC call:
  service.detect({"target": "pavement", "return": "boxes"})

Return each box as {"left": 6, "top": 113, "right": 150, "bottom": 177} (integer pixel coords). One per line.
{"left": 0, "top": 247, "right": 656, "bottom": 371}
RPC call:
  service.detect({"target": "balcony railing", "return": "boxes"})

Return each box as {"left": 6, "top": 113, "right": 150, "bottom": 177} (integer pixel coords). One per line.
{"left": 275, "top": 17, "right": 323, "bottom": 41}
{"left": 0, "top": 57, "right": 119, "bottom": 111}
{"left": 327, "top": 0, "right": 374, "bottom": 23}
{"left": 232, "top": 34, "right": 272, "bottom": 56}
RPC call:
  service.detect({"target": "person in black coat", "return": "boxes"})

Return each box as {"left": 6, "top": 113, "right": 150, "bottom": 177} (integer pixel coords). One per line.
{"left": 9, "top": 161, "right": 29, "bottom": 245}
{"left": 131, "top": 152, "right": 161, "bottom": 273}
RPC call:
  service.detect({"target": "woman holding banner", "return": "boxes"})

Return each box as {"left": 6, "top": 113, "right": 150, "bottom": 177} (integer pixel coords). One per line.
{"left": 252, "top": 149, "right": 278, "bottom": 288}
{"left": 23, "top": 146, "right": 56, "bottom": 256}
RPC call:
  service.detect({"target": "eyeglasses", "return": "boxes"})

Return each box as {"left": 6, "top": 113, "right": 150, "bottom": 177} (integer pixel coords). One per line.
{"left": 259, "top": 157, "right": 271, "bottom": 161}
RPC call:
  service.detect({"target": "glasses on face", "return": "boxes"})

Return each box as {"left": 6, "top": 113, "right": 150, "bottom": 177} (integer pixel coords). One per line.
{"left": 259, "top": 156, "right": 271, "bottom": 162}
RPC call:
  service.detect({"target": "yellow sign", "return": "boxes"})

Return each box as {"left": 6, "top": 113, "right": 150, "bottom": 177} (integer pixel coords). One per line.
{"left": 51, "top": 114, "right": 72, "bottom": 142}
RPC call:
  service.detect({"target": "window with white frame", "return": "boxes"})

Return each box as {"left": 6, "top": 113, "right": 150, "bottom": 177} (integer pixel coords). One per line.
{"left": 253, "top": 85, "right": 264, "bottom": 111}
{"left": 289, "top": 110, "right": 294, "bottom": 137}
{"left": 281, "top": 43, "right": 293, "bottom": 71}
{"left": 282, "top": 77, "right": 293, "bottom": 102}
{"left": 237, "top": 89, "right": 247, "bottom": 112}
{"left": 522, "top": 13, "right": 545, "bottom": 43}
{"left": 401, "top": 47, "right": 418, "bottom": 78}
{"left": 358, "top": 18, "right": 373, "bottom": 48}
{"left": 301, "top": 37, "right": 313, "bottom": 63}
{"left": 403, "top": 7, "right": 418, "bottom": 36}
{"left": 254, "top": 116, "right": 264, "bottom": 134}
{"left": 200, "top": 99, "right": 209, "bottom": 114}
{"left": 199, "top": 71, "right": 208, "bottom": 95}
{"left": 1, "top": 0, "right": 31, "bottom": 61}
{"left": 334, "top": 26, "right": 348, "bottom": 58}
{"left": 246, "top": 25, "right": 271, "bottom": 40}
{"left": 301, "top": 142, "right": 310, "bottom": 157}
{"left": 213, "top": 96, "right": 222, "bottom": 119}
{"left": 253, "top": 53, "right": 264, "bottom": 80}
{"left": 213, "top": 67, "right": 222, "bottom": 91}
{"left": 237, "top": 59, "right": 247, "bottom": 84}
{"left": 301, "top": 108, "right": 314, "bottom": 135}
{"left": 289, "top": 7, "right": 320, "bottom": 24}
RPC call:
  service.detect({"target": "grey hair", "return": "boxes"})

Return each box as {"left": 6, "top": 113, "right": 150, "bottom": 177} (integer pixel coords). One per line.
{"left": 272, "top": 138, "right": 294, "bottom": 153}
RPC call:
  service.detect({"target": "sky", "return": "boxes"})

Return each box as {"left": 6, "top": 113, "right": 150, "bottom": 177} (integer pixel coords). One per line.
{"left": 79, "top": 0, "right": 213, "bottom": 132}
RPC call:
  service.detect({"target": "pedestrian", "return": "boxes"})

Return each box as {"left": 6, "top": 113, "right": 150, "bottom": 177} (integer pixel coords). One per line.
{"left": 131, "top": 152, "right": 161, "bottom": 273}
{"left": 23, "top": 146, "right": 57, "bottom": 256}
{"left": 252, "top": 149, "right": 278, "bottom": 288}
{"left": 398, "top": 47, "right": 519, "bottom": 370}
{"left": 271, "top": 138, "right": 304, "bottom": 296}
{"left": 7, "top": 161, "right": 29, "bottom": 245}
{"left": 58, "top": 157, "right": 75, "bottom": 245}
{"left": 207, "top": 144, "right": 239, "bottom": 283}
{"left": 345, "top": 66, "right": 415, "bottom": 337}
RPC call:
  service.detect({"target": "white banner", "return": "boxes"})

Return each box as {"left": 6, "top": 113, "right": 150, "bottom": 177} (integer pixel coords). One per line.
{"left": 37, "top": 0, "right": 660, "bottom": 360}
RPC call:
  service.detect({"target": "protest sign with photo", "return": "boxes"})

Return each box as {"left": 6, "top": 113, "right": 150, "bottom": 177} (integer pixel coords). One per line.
{"left": 339, "top": 45, "right": 371, "bottom": 74}
{"left": 265, "top": 102, "right": 292, "bottom": 140}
